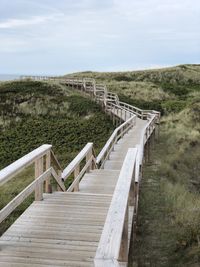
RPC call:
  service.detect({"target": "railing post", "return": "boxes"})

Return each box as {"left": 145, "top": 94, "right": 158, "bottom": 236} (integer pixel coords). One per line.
{"left": 118, "top": 206, "right": 129, "bottom": 262}
{"left": 112, "top": 139, "right": 115, "bottom": 151}
{"left": 57, "top": 169, "right": 63, "bottom": 191}
{"left": 45, "top": 151, "right": 51, "bottom": 193}
{"left": 145, "top": 137, "right": 151, "bottom": 164}
{"left": 94, "top": 83, "right": 96, "bottom": 97}
{"left": 121, "top": 126, "right": 124, "bottom": 139}
{"left": 86, "top": 147, "right": 92, "bottom": 173}
{"left": 74, "top": 164, "right": 80, "bottom": 191}
{"left": 156, "top": 123, "right": 160, "bottom": 141}
{"left": 152, "top": 128, "right": 156, "bottom": 150}
{"left": 35, "top": 157, "right": 44, "bottom": 201}
{"left": 112, "top": 106, "right": 115, "bottom": 123}
{"left": 148, "top": 134, "right": 151, "bottom": 163}
{"left": 129, "top": 165, "right": 136, "bottom": 207}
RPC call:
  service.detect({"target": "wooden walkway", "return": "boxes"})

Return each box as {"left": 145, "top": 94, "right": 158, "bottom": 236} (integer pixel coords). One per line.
{"left": 0, "top": 78, "right": 160, "bottom": 267}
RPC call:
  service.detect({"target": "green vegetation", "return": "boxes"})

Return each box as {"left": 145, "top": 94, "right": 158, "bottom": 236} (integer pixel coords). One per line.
{"left": 0, "top": 80, "right": 114, "bottom": 235}
{"left": 66, "top": 64, "right": 200, "bottom": 115}
{"left": 0, "top": 80, "right": 113, "bottom": 168}
{"left": 67, "top": 64, "right": 200, "bottom": 266}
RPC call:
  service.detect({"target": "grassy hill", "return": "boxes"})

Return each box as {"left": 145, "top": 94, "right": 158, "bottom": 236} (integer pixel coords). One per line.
{"left": 66, "top": 64, "right": 200, "bottom": 114}
{"left": 66, "top": 64, "right": 200, "bottom": 266}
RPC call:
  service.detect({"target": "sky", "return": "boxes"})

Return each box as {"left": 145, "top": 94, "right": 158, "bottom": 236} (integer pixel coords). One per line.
{"left": 0, "top": 0, "right": 200, "bottom": 75}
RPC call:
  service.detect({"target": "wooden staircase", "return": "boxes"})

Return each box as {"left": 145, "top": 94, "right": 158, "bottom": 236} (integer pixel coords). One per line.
{"left": 0, "top": 77, "right": 160, "bottom": 266}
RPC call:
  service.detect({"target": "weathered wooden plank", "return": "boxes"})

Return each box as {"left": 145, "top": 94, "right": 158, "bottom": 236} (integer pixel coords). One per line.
{"left": 0, "top": 236, "right": 98, "bottom": 247}
{"left": 0, "top": 256, "right": 94, "bottom": 267}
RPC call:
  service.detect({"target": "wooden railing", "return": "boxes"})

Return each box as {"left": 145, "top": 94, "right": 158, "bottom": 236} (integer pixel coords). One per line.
{"left": 133, "top": 113, "right": 158, "bottom": 215}
{"left": 95, "top": 148, "right": 138, "bottom": 267}
{"left": 96, "top": 116, "right": 136, "bottom": 168}
{"left": 63, "top": 78, "right": 160, "bottom": 121}
{"left": 0, "top": 144, "right": 51, "bottom": 186}
{"left": 0, "top": 145, "right": 65, "bottom": 224}
{"left": 62, "top": 142, "right": 97, "bottom": 192}
{"left": 0, "top": 142, "right": 97, "bottom": 223}
{"left": 20, "top": 75, "right": 59, "bottom": 81}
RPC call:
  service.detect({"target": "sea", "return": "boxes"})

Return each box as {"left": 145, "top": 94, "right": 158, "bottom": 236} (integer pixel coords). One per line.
{"left": 0, "top": 74, "right": 21, "bottom": 81}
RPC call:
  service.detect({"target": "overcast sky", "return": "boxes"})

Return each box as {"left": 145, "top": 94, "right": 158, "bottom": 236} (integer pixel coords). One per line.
{"left": 0, "top": 0, "right": 199, "bottom": 75}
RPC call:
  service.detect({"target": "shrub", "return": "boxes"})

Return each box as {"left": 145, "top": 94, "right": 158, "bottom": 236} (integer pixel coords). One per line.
{"left": 162, "top": 100, "right": 187, "bottom": 114}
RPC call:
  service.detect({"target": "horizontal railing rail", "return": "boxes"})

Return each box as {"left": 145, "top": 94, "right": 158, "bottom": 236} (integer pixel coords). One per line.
{"left": 119, "top": 101, "right": 144, "bottom": 118}
{"left": 95, "top": 148, "right": 137, "bottom": 266}
{"left": 0, "top": 144, "right": 52, "bottom": 186}
{"left": 107, "top": 102, "right": 133, "bottom": 120}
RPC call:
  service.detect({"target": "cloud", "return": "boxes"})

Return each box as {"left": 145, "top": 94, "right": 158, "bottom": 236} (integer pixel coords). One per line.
{"left": 0, "top": 14, "right": 63, "bottom": 29}
{"left": 0, "top": 0, "right": 199, "bottom": 75}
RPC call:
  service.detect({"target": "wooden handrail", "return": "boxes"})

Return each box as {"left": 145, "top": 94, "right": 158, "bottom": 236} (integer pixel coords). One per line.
{"left": 62, "top": 142, "right": 94, "bottom": 181}
{"left": 95, "top": 148, "right": 137, "bottom": 265}
{"left": 134, "top": 113, "right": 157, "bottom": 184}
{"left": 119, "top": 101, "right": 143, "bottom": 113}
{"left": 0, "top": 144, "right": 52, "bottom": 186}
{"left": 96, "top": 116, "right": 136, "bottom": 167}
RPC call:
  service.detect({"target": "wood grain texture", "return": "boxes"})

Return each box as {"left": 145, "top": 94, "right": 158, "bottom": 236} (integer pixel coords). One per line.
{"left": 95, "top": 148, "right": 137, "bottom": 262}
{"left": 0, "top": 144, "right": 52, "bottom": 186}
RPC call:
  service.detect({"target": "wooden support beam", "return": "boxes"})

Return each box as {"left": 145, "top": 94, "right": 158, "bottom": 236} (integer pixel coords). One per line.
{"left": 74, "top": 164, "right": 80, "bottom": 191}
{"left": 133, "top": 182, "right": 139, "bottom": 216}
{"left": 156, "top": 124, "right": 160, "bottom": 141}
{"left": 35, "top": 157, "right": 44, "bottom": 201}
{"left": 45, "top": 151, "right": 51, "bottom": 193}
{"left": 86, "top": 148, "right": 93, "bottom": 173}
{"left": 147, "top": 138, "right": 151, "bottom": 163}
{"left": 118, "top": 206, "right": 129, "bottom": 262}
